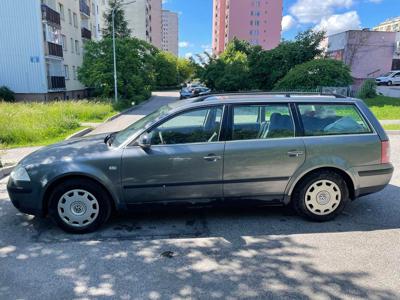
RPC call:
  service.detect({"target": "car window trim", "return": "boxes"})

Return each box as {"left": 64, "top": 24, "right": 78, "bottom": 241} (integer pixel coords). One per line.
{"left": 295, "top": 102, "right": 375, "bottom": 137}
{"left": 126, "top": 103, "right": 227, "bottom": 147}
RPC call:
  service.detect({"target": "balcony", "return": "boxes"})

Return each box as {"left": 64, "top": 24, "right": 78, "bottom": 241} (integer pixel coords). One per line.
{"left": 79, "top": 0, "right": 90, "bottom": 17}
{"left": 48, "top": 76, "right": 66, "bottom": 90}
{"left": 81, "top": 27, "right": 92, "bottom": 40}
{"left": 41, "top": 4, "right": 61, "bottom": 27}
{"left": 46, "top": 42, "right": 63, "bottom": 58}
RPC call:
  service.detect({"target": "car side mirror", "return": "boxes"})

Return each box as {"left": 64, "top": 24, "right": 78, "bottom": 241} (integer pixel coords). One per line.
{"left": 138, "top": 134, "right": 151, "bottom": 149}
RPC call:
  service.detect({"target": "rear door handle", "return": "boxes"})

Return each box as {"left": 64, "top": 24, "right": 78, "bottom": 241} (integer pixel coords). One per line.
{"left": 203, "top": 154, "right": 222, "bottom": 162}
{"left": 287, "top": 150, "right": 304, "bottom": 157}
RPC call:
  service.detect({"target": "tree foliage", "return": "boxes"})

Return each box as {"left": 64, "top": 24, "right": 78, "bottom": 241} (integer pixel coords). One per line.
{"left": 200, "top": 30, "right": 327, "bottom": 91}
{"left": 103, "top": 0, "right": 131, "bottom": 38}
{"left": 357, "top": 79, "right": 377, "bottom": 99}
{"left": 78, "top": 38, "right": 156, "bottom": 101}
{"left": 0, "top": 86, "right": 15, "bottom": 102}
{"left": 274, "top": 59, "right": 353, "bottom": 90}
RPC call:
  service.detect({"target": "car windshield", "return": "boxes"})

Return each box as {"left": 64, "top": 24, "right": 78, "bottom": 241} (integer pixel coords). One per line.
{"left": 382, "top": 72, "right": 394, "bottom": 77}
{"left": 111, "top": 105, "right": 172, "bottom": 147}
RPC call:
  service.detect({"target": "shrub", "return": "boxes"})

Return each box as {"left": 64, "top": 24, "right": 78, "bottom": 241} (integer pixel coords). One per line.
{"left": 0, "top": 86, "right": 15, "bottom": 102}
{"left": 274, "top": 59, "right": 353, "bottom": 91}
{"left": 357, "top": 79, "right": 377, "bottom": 99}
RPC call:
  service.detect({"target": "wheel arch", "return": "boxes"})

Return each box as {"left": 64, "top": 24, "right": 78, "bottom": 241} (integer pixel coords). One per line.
{"left": 42, "top": 173, "right": 120, "bottom": 216}
{"left": 285, "top": 166, "right": 356, "bottom": 205}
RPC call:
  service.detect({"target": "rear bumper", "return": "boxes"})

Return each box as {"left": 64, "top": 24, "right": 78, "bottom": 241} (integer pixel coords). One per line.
{"left": 353, "top": 164, "right": 394, "bottom": 198}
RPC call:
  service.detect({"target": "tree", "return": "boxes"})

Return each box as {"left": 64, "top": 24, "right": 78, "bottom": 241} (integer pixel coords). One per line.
{"left": 78, "top": 37, "right": 157, "bottom": 101}
{"left": 177, "top": 58, "right": 196, "bottom": 84}
{"left": 103, "top": 0, "right": 131, "bottom": 38}
{"left": 154, "top": 52, "right": 178, "bottom": 87}
{"left": 274, "top": 59, "right": 353, "bottom": 90}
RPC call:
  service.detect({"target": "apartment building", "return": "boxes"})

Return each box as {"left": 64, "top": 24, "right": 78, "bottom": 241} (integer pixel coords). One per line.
{"left": 212, "top": 0, "right": 282, "bottom": 55}
{"left": 125, "top": 0, "right": 162, "bottom": 48}
{"left": 161, "top": 10, "right": 179, "bottom": 56}
{"left": 374, "top": 17, "right": 400, "bottom": 32}
{"left": 0, "top": 0, "right": 105, "bottom": 100}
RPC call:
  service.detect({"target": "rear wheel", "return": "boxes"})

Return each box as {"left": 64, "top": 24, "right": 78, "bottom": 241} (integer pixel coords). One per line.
{"left": 48, "top": 179, "right": 112, "bottom": 233}
{"left": 292, "top": 171, "right": 349, "bottom": 221}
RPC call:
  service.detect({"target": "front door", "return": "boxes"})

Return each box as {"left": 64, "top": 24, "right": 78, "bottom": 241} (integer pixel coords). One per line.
{"left": 122, "top": 105, "right": 225, "bottom": 203}
{"left": 223, "top": 103, "right": 305, "bottom": 200}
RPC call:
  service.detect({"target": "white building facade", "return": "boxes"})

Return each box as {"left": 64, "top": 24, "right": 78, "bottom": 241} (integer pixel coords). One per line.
{"left": 0, "top": 0, "right": 105, "bottom": 100}
{"left": 161, "top": 10, "right": 179, "bottom": 56}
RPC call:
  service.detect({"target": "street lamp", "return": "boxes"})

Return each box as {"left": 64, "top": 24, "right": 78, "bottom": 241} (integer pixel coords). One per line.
{"left": 112, "top": 0, "right": 136, "bottom": 103}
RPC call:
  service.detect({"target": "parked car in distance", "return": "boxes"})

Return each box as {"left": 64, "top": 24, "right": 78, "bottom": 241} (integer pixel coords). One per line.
{"left": 8, "top": 93, "right": 394, "bottom": 233}
{"left": 375, "top": 70, "right": 400, "bottom": 86}
{"left": 180, "top": 85, "right": 211, "bottom": 99}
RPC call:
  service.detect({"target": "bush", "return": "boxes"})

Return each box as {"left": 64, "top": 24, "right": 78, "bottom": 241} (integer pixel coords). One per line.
{"left": 0, "top": 86, "right": 15, "bottom": 102}
{"left": 357, "top": 79, "right": 377, "bottom": 99}
{"left": 274, "top": 59, "right": 353, "bottom": 91}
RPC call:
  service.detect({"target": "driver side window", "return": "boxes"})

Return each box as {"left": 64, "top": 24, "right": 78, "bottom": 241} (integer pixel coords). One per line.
{"left": 149, "top": 106, "right": 223, "bottom": 145}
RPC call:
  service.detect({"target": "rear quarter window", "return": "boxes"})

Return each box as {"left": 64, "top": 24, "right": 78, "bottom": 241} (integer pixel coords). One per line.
{"left": 298, "top": 104, "right": 372, "bottom": 136}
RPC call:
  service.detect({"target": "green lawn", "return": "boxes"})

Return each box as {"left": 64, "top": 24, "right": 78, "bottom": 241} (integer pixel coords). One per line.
{"left": 383, "top": 124, "right": 400, "bottom": 130}
{"left": 0, "top": 100, "right": 120, "bottom": 149}
{"left": 364, "top": 96, "right": 400, "bottom": 120}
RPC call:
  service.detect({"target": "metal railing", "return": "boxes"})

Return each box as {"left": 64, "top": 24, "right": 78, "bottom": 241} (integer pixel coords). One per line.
{"left": 46, "top": 42, "right": 63, "bottom": 58}
{"left": 81, "top": 27, "right": 92, "bottom": 40}
{"left": 48, "top": 76, "right": 66, "bottom": 90}
{"left": 41, "top": 4, "right": 61, "bottom": 27}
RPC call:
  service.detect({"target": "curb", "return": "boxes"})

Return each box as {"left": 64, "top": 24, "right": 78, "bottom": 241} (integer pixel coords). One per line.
{"left": 387, "top": 130, "right": 400, "bottom": 135}
{"left": 66, "top": 127, "right": 94, "bottom": 140}
{"left": 0, "top": 165, "right": 15, "bottom": 180}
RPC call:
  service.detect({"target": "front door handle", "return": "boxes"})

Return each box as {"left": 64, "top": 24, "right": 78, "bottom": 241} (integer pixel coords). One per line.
{"left": 287, "top": 150, "right": 304, "bottom": 157}
{"left": 203, "top": 154, "right": 222, "bottom": 162}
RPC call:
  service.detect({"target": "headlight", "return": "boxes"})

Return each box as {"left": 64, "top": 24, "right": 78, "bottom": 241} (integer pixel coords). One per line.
{"left": 10, "top": 165, "right": 31, "bottom": 182}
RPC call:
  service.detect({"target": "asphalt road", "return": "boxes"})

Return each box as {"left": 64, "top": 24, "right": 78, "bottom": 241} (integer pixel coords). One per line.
{"left": 0, "top": 136, "right": 399, "bottom": 299}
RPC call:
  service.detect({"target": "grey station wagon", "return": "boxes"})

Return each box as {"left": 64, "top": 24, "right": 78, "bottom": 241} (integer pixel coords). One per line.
{"left": 7, "top": 93, "right": 394, "bottom": 233}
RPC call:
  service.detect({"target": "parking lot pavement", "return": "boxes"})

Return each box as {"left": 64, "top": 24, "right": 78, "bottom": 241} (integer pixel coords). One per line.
{"left": 0, "top": 136, "right": 399, "bottom": 299}
{"left": 377, "top": 86, "right": 400, "bottom": 98}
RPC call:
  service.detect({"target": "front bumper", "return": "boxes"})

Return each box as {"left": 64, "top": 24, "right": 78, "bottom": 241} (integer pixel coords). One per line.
{"left": 7, "top": 177, "right": 44, "bottom": 216}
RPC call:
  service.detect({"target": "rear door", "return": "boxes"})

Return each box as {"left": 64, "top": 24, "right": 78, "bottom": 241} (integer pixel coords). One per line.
{"left": 223, "top": 103, "right": 305, "bottom": 200}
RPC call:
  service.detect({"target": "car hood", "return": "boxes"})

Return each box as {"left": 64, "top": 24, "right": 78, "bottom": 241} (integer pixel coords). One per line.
{"left": 20, "top": 133, "right": 111, "bottom": 169}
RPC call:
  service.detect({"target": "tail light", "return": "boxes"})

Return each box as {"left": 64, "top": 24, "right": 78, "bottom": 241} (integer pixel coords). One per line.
{"left": 381, "top": 140, "right": 391, "bottom": 164}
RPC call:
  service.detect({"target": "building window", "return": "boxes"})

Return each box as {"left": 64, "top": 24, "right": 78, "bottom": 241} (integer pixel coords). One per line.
{"left": 61, "top": 35, "right": 67, "bottom": 51}
{"left": 64, "top": 65, "right": 70, "bottom": 80}
{"left": 72, "top": 66, "right": 76, "bottom": 80}
{"left": 70, "top": 38, "right": 74, "bottom": 53}
{"left": 68, "top": 9, "right": 72, "bottom": 24}
{"left": 75, "top": 40, "right": 80, "bottom": 54}
{"left": 59, "top": 3, "right": 65, "bottom": 20}
{"left": 73, "top": 12, "right": 78, "bottom": 28}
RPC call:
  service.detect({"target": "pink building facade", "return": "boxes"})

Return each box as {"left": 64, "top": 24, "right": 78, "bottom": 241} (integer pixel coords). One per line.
{"left": 212, "top": 0, "right": 282, "bottom": 55}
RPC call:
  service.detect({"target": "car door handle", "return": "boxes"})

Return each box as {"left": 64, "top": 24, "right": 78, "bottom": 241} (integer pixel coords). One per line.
{"left": 203, "top": 154, "right": 222, "bottom": 162}
{"left": 287, "top": 150, "right": 304, "bottom": 157}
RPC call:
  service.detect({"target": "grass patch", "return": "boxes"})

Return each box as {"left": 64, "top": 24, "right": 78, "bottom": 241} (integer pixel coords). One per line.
{"left": 0, "top": 100, "right": 121, "bottom": 149}
{"left": 364, "top": 96, "right": 400, "bottom": 120}
{"left": 383, "top": 124, "right": 400, "bottom": 130}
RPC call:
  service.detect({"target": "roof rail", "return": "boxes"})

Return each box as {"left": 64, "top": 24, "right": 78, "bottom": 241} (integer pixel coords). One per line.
{"left": 199, "top": 91, "right": 347, "bottom": 99}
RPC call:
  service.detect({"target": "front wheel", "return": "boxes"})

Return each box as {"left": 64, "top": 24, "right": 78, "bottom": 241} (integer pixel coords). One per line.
{"left": 387, "top": 81, "right": 393, "bottom": 86}
{"left": 48, "top": 179, "right": 112, "bottom": 233}
{"left": 292, "top": 171, "right": 349, "bottom": 221}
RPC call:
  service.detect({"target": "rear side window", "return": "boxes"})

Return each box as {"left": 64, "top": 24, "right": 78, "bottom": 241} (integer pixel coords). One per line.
{"left": 232, "top": 104, "right": 295, "bottom": 140}
{"left": 298, "top": 104, "right": 372, "bottom": 136}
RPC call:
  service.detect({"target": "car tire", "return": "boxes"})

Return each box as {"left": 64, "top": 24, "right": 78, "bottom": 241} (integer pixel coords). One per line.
{"left": 292, "top": 171, "right": 349, "bottom": 222}
{"left": 48, "top": 178, "right": 112, "bottom": 234}
{"left": 387, "top": 81, "right": 393, "bottom": 86}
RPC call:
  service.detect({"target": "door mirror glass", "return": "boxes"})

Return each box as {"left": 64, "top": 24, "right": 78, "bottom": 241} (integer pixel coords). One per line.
{"left": 138, "top": 134, "right": 152, "bottom": 149}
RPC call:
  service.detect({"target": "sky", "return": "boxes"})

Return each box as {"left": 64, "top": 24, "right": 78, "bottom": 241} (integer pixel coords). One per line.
{"left": 161, "top": 0, "right": 400, "bottom": 58}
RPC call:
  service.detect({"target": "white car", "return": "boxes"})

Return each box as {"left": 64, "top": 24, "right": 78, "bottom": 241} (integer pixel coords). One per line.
{"left": 375, "top": 71, "right": 400, "bottom": 86}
